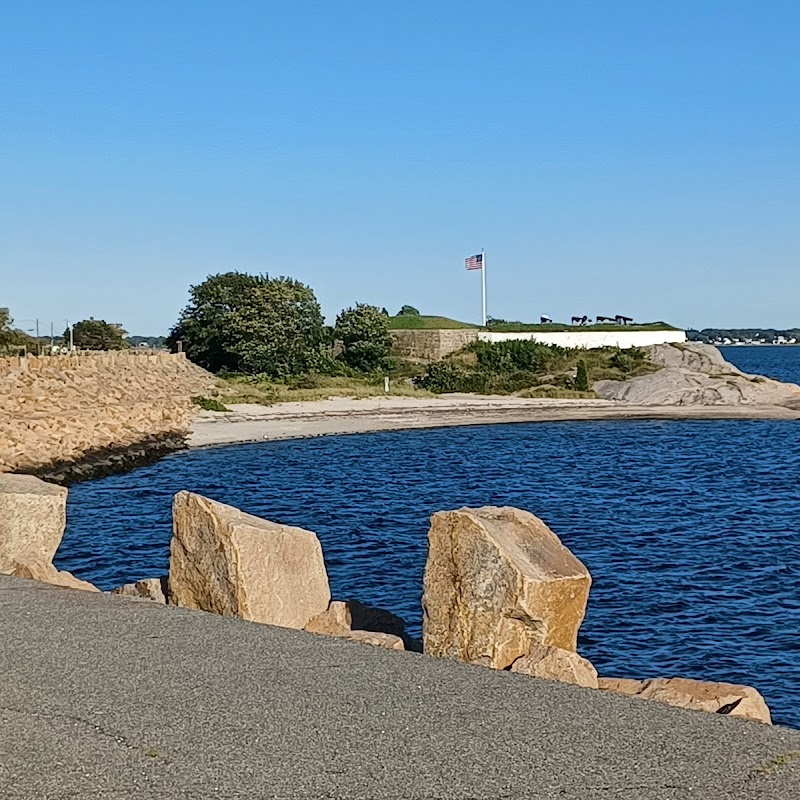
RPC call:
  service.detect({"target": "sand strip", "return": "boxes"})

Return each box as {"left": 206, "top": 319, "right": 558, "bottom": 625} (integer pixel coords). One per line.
{"left": 189, "top": 395, "right": 798, "bottom": 448}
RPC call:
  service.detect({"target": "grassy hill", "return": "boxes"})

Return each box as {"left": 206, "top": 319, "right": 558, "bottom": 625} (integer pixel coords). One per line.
{"left": 387, "top": 315, "right": 478, "bottom": 330}
{"left": 387, "top": 314, "right": 679, "bottom": 332}
{"left": 487, "top": 320, "right": 680, "bottom": 333}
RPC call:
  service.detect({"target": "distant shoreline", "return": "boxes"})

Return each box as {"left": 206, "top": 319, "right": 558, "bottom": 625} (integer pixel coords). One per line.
{"left": 189, "top": 396, "right": 798, "bottom": 449}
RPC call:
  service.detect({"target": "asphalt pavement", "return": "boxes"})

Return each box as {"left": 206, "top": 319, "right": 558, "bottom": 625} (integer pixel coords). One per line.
{"left": 1, "top": 574, "right": 799, "bottom": 799}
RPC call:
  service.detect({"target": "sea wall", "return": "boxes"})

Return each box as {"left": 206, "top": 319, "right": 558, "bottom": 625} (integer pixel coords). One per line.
{"left": 390, "top": 329, "right": 687, "bottom": 360}
{"left": 0, "top": 351, "right": 215, "bottom": 480}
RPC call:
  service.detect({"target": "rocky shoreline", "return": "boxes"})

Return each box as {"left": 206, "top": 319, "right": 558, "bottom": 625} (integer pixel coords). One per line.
{"left": 0, "top": 472, "right": 775, "bottom": 726}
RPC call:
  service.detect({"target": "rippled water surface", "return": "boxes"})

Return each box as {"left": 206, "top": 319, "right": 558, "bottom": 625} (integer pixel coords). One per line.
{"left": 58, "top": 347, "right": 800, "bottom": 727}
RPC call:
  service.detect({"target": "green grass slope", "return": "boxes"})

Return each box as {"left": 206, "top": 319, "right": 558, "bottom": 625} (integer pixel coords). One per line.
{"left": 387, "top": 315, "right": 478, "bottom": 330}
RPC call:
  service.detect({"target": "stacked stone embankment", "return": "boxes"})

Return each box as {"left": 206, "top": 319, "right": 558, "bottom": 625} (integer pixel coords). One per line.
{"left": 0, "top": 351, "right": 215, "bottom": 479}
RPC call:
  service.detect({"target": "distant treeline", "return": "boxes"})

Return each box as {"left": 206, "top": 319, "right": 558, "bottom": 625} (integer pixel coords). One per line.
{"left": 687, "top": 328, "right": 800, "bottom": 343}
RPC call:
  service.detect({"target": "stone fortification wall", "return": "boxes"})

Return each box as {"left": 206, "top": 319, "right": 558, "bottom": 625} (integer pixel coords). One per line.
{"left": 390, "top": 329, "right": 479, "bottom": 361}
{"left": 0, "top": 351, "right": 215, "bottom": 479}
{"left": 391, "top": 329, "right": 687, "bottom": 361}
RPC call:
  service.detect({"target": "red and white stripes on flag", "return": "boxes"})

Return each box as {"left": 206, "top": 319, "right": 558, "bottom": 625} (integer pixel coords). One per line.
{"left": 465, "top": 253, "right": 483, "bottom": 270}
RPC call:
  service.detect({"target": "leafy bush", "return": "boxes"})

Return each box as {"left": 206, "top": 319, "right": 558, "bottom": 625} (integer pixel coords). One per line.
{"left": 68, "top": 319, "right": 129, "bottom": 350}
{"left": 192, "top": 396, "right": 229, "bottom": 412}
{"left": 169, "top": 272, "right": 327, "bottom": 377}
{"left": 609, "top": 347, "right": 646, "bottom": 374}
{"left": 472, "top": 339, "right": 564, "bottom": 373}
{"left": 0, "top": 308, "right": 37, "bottom": 354}
{"left": 334, "top": 303, "right": 392, "bottom": 371}
{"left": 398, "top": 305, "right": 420, "bottom": 316}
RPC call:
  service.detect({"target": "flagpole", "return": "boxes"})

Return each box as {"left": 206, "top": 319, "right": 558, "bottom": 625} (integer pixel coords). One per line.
{"left": 481, "top": 248, "right": 487, "bottom": 327}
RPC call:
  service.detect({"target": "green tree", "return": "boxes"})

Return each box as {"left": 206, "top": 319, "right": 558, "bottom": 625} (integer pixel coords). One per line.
{"left": 0, "top": 308, "right": 13, "bottom": 350}
{"left": 168, "top": 272, "right": 326, "bottom": 377}
{"left": 398, "top": 305, "right": 420, "bottom": 316}
{"left": 575, "top": 359, "right": 590, "bottom": 391}
{"left": 67, "top": 319, "right": 129, "bottom": 350}
{"left": 334, "top": 303, "right": 392, "bottom": 371}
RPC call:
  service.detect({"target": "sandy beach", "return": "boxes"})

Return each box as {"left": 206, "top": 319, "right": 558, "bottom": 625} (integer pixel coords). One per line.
{"left": 189, "top": 394, "right": 798, "bottom": 448}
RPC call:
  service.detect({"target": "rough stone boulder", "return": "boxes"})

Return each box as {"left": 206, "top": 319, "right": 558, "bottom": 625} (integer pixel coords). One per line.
{"left": 598, "top": 677, "right": 771, "bottom": 724}
{"left": 305, "top": 599, "right": 406, "bottom": 637}
{"left": 510, "top": 644, "right": 598, "bottom": 689}
{"left": 111, "top": 576, "right": 168, "bottom": 603}
{"left": 0, "top": 474, "right": 67, "bottom": 571}
{"left": 169, "top": 492, "right": 330, "bottom": 628}
{"left": 340, "top": 630, "right": 405, "bottom": 650}
{"left": 305, "top": 599, "right": 409, "bottom": 651}
{"left": 422, "top": 507, "right": 591, "bottom": 669}
{"left": 644, "top": 343, "right": 738, "bottom": 374}
{"left": 594, "top": 343, "right": 800, "bottom": 407}
{"left": 6, "top": 561, "right": 98, "bottom": 592}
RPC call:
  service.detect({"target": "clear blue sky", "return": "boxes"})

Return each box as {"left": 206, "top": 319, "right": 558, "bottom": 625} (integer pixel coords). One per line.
{"left": 2, "top": 1, "right": 798, "bottom": 334}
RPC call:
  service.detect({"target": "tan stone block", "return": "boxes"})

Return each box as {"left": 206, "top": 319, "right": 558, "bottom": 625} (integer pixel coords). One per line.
{"left": 598, "top": 676, "right": 772, "bottom": 724}
{"left": 510, "top": 644, "right": 598, "bottom": 688}
{"left": 0, "top": 474, "right": 67, "bottom": 571}
{"left": 422, "top": 506, "right": 590, "bottom": 669}
{"left": 169, "top": 492, "right": 330, "bottom": 628}
{"left": 111, "top": 577, "right": 168, "bottom": 603}
{"left": 6, "top": 561, "right": 98, "bottom": 592}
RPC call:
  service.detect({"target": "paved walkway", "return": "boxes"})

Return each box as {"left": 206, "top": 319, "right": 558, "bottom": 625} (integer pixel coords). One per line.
{"left": 1, "top": 574, "right": 799, "bottom": 799}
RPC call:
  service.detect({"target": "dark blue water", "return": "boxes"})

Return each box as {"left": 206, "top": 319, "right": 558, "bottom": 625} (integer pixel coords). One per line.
{"left": 721, "top": 345, "right": 800, "bottom": 385}
{"left": 58, "top": 347, "right": 800, "bottom": 727}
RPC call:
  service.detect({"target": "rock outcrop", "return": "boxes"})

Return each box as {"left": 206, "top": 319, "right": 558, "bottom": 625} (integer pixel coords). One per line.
{"left": 0, "top": 474, "right": 97, "bottom": 592}
{"left": 594, "top": 343, "right": 800, "bottom": 407}
{"left": 422, "top": 506, "right": 591, "bottom": 669}
{"left": 111, "top": 576, "right": 169, "bottom": 603}
{"left": 169, "top": 492, "right": 330, "bottom": 628}
{"left": 598, "top": 677, "right": 772, "bottom": 724}
{"left": 510, "top": 645, "right": 598, "bottom": 689}
{"left": 0, "top": 474, "right": 67, "bottom": 571}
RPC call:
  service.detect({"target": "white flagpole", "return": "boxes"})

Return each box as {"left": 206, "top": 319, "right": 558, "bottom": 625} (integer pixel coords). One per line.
{"left": 481, "top": 248, "right": 487, "bottom": 327}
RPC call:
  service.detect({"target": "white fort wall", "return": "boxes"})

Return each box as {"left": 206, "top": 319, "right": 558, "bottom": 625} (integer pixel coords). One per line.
{"left": 478, "top": 330, "right": 687, "bottom": 350}
{"left": 389, "top": 328, "right": 687, "bottom": 360}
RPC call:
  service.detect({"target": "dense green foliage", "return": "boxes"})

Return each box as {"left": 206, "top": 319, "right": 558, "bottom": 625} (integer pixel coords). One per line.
{"left": 68, "top": 319, "right": 129, "bottom": 350}
{"left": 168, "top": 272, "right": 327, "bottom": 377}
{"left": 334, "top": 303, "right": 392, "bottom": 371}
{"left": 0, "top": 308, "right": 15, "bottom": 350}
{"left": 192, "top": 396, "right": 229, "bottom": 412}
{"left": 0, "top": 308, "right": 39, "bottom": 354}
{"left": 398, "top": 305, "right": 420, "bottom": 316}
{"left": 415, "top": 339, "right": 653, "bottom": 395}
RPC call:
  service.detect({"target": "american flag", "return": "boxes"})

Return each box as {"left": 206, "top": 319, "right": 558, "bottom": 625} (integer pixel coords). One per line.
{"left": 465, "top": 253, "right": 483, "bottom": 270}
